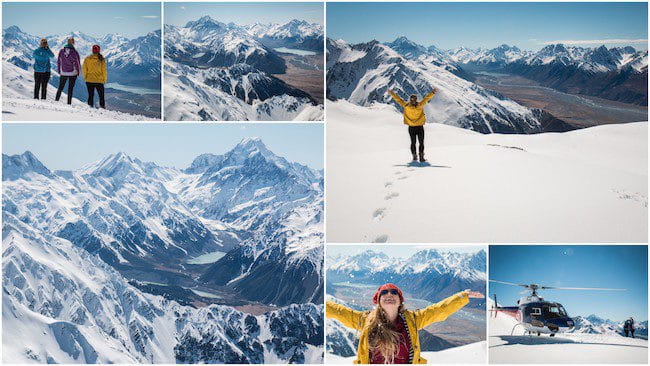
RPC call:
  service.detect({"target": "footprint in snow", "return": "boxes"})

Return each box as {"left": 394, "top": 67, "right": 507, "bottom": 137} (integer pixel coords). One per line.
{"left": 384, "top": 192, "right": 399, "bottom": 200}
{"left": 372, "top": 235, "right": 389, "bottom": 243}
{"left": 384, "top": 181, "right": 393, "bottom": 188}
{"left": 397, "top": 175, "right": 408, "bottom": 180}
{"left": 372, "top": 208, "right": 386, "bottom": 221}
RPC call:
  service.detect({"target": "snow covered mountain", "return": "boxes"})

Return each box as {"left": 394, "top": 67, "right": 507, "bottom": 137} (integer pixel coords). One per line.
{"left": 165, "top": 18, "right": 286, "bottom": 74}
{"left": 327, "top": 249, "right": 486, "bottom": 306}
{"left": 327, "top": 38, "right": 561, "bottom": 133}
{"left": 244, "top": 19, "right": 324, "bottom": 52}
{"left": 3, "top": 213, "right": 323, "bottom": 363}
{"left": 569, "top": 315, "right": 648, "bottom": 339}
{"left": 3, "top": 138, "right": 323, "bottom": 307}
{"left": 164, "top": 16, "right": 323, "bottom": 121}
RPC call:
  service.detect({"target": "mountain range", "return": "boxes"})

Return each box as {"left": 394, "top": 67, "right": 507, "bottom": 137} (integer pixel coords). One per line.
{"left": 384, "top": 36, "right": 648, "bottom": 106}
{"left": 164, "top": 16, "right": 324, "bottom": 121}
{"left": 2, "top": 139, "right": 324, "bottom": 362}
{"left": 327, "top": 38, "right": 570, "bottom": 133}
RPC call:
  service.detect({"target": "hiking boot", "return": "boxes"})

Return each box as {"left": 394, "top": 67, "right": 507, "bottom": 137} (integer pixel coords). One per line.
{"left": 419, "top": 154, "right": 426, "bottom": 163}
{"left": 412, "top": 153, "right": 418, "bottom": 162}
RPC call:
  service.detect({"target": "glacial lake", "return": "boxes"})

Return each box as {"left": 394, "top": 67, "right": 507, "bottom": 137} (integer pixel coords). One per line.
{"left": 105, "top": 82, "right": 160, "bottom": 95}
{"left": 186, "top": 251, "right": 227, "bottom": 265}
{"left": 274, "top": 47, "right": 317, "bottom": 56}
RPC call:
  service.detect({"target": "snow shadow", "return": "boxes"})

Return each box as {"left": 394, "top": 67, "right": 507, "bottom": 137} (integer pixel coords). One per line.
{"left": 392, "top": 162, "right": 451, "bottom": 168}
{"left": 491, "top": 336, "right": 648, "bottom": 350}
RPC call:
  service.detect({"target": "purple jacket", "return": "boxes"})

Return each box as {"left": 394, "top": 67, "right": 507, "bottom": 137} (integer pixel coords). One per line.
{"left": 57, "top": 46, "right": 81, "bottom": 76}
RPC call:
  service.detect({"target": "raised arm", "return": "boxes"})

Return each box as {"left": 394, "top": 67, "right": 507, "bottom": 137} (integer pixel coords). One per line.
{"left": 388, "top": 89, "right": 407, "bottom": 107}
{"left": 412, "top": 291, "right": 469, "bottom": 330}
{"left": 419, "top": 88, "right": 438, "bottom": 106}
{"left": 326, "top": 300, "right": 365, "bottom": 331}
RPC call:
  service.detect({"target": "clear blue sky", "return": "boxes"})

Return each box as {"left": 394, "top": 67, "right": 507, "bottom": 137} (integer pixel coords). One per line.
{"left": 2, "top": 123, "right": 324, "bottom": 170}
{"left": 327, "top": 244, "right": 484, "bottom": 259}
{"left": 489, "top": 245, "right": 648, "bottom": 322}
{"left": 327, "top": 2, "right": 648, "bottom": 51}
{"left": 165, "top": 2, "right": 323, "bottom": 26}
{"left": 2, "top": 2, "right": 161, "bottom": 38}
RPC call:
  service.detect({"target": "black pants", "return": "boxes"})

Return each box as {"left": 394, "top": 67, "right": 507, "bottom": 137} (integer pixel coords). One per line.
{"left": 86, "top": 83, "right": 105, "bottom": 108}
{"left": 34, "top": 72, "right": 50, "bottom": 99}
{"left": 55, "top": 76, "right": 77, "bottom": 104}
{"left": 408, "top": 125, "right": 425, "bottom": 156}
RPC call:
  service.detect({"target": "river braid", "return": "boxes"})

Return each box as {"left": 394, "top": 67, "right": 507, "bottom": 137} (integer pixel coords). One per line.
{"left": 365, "top": 303, "right": 407, "bottom": 363}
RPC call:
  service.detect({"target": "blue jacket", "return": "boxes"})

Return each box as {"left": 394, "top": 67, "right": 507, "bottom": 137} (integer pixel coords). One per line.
{"left": 33, "top": 47, "right": 54, "bottom": 73}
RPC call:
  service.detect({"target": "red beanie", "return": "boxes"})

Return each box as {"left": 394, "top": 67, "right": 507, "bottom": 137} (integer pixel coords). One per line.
{"left": 92, "top": 44, "right": 100, "bottom": 53}
{"left": 372, "top": 283, "right": 404, "bottom": 305}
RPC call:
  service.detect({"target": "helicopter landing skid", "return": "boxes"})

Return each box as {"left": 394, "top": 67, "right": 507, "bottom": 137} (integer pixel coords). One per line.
{"left": 510, "top": 323, "right": 526, "bottom": 336}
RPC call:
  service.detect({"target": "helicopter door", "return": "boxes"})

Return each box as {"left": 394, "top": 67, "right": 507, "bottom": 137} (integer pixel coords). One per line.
{"left": 529, "top": 307, "right": 542, "bottom": 320}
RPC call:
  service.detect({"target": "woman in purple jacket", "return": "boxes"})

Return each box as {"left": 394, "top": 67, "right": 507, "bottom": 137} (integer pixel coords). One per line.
{"left": 55, "top": 37, "right": 81, "bottom": 105}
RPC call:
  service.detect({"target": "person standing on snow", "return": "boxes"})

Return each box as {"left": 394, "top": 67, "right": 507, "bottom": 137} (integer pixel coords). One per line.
{"left": 55, "top": 37, "right": 81, "bottom": 105}
{"left": 83, "top": 44, "right": 107, "bottom": 109}
{"left": 387, "top": 88, "right": 438, "bottom": 163}
{"left": 326, "top": 283, "right": 484, "bottom": 364}
{"left": 32, "top": 38, "right": 54, "bottom": 100}
{"left": 629, "top": 317, "right": 635, "bottom": 338}
{"left": 624, "top": 318, "right": 631, "bottom": 337}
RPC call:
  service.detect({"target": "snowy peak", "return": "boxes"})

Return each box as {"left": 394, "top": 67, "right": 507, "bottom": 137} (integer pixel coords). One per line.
{"left": 78, "top": 151, "right": 145, "bottom": 178}
{"left": 185, "top": 15, "right": 228, "bottom": 32}
{"left": 385, "top": 36, "right": 429, "bottom": 59}
{"left": 2, "top": 151, "right": 53, "bottom": 181}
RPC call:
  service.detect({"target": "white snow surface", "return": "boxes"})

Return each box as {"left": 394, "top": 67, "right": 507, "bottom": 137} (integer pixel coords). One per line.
{"left": 325, "top": 341, "right": 487, "bottom": 364}
{"left": 489, "top": 299, "right": 648, "bottom": 363}
{"left": 326, "top": 100, "right": 648, "bottom": 243}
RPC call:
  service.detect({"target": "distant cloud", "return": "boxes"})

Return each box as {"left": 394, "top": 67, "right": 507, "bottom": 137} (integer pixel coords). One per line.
{"left": 113, "top": 16, "right": 125, "bottom": 20}
{"left": 541, "top": 38, "right": 647, "bottom": 45}
{"left": 140, "top": 15, "right": 159, "bottom": 19}
{"left": 180, "top": 6, "right": 186, "bottom": 11}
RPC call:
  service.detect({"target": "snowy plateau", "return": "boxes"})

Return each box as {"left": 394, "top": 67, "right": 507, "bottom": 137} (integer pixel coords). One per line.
{"left": 2, "top": 26, "right": 161, "bottom": 120}
{"left": 326, "top": 101, "right": 647, "bottom": 243}
{"left": 2, "top": 138, "right": 324, "bottom": 363}
{"left": 489, "top": 299, "right": 648, "bottom": 363}
{"left": 326, "top": 250, "right": 486, "bottom": 363}
{"left": 164, "top": 16, "right": 324, "bottom": 121}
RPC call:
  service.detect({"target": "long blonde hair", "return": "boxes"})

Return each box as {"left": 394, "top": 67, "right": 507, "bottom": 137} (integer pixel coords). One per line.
{"left": 365, "top": 303, "right": 406, "bottom": 363}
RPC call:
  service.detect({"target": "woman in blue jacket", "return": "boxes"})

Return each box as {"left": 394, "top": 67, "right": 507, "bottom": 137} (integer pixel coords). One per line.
{"left": 33, "top": 38, "right": 54, "bottom": 99}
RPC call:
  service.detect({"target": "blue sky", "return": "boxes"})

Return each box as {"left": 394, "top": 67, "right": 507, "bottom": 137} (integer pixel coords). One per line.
{"left": 2, "top": 2, "right": 161, "bottom": 38}
{"left": 2, "top": 124, "right": 324, "bottom": 170}
{"left": 165, "top": 2, "right": 323, "bottom": 26}
{"left": 327, "top": 244, "right": 484, "bottom": 259}
{"left": 327, "top": 2, "right": 648, "bottom": 51}
{"left": 489, "top": 245, "right": 648, "bottom": 322}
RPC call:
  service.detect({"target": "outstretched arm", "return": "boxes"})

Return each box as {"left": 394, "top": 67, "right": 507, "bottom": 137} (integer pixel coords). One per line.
{"left": 326, "top": 300, "right": 365, "bottom": 331}
{"left": 419, "top": 88, "right": 438, "bottom": 106}
{"left": 388, "top": 89, "right": 407, "bottom": 107}
{"left": 413, "top": 289, "right": 483, "bottom": 330}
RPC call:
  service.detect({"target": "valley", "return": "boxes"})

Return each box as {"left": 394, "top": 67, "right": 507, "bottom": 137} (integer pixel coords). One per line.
{"left": 274, "top": 52, "right": 324, "bottom": 103}
{"left": 471, "top": 69, "right": 648, "bottom": 128}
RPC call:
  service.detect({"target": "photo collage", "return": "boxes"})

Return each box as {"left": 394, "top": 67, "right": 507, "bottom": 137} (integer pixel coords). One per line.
{"left": 1, "top": 0, "right": 648, "bottom": 364}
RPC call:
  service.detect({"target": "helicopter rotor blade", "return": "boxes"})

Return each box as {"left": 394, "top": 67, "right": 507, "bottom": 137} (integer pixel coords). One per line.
{"left": 490, "top": 280, "right": 529, "bottom": 288}
{"left": 540, "top": 286, "right": 626, "bottom": 291}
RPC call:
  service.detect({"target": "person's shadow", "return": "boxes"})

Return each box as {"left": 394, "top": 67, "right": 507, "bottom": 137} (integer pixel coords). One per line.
{"left": 392, "top": 162, "right": 451, "bottom": 168}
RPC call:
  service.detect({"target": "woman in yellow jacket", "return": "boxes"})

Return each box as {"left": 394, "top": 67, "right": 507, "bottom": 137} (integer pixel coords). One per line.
{"left": 82, "top": 44, "right": 107, "bottom": 108}
{"left": 388, "top": 89, "right": 438, "bottom": 163}
{"left": 326, "top": 283, "right": 484, "bottom": 364}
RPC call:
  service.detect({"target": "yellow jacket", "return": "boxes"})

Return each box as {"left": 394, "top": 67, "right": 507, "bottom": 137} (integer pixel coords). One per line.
{"left": 389, "top": 90, "right": 436, "bottom": 127}
{"left": 326, "top": 292, "right": 469, "bottom": 364}
{"left": 82, "top": 54, "right": 107, "bottom": 84}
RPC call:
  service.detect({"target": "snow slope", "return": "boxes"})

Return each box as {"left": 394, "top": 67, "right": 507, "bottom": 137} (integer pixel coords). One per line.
{"left": 325, "top": 341, "right": 487, "bottom": 364}
{"left": 326, "top": 101, "right": 647, "bottom": 243}
{"left": 2, "top": 62, "right": 155, "bottom": 121}
{"left": 489, "top": 300, "right": 648, "bottom": 363}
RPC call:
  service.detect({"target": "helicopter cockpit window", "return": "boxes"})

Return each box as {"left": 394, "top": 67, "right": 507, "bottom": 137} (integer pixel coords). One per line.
{"left": 543, "top": 305, "right": 567, "bottom": 319}
{"left": 530, "top": 307, "right": 542, "bottom": 316}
